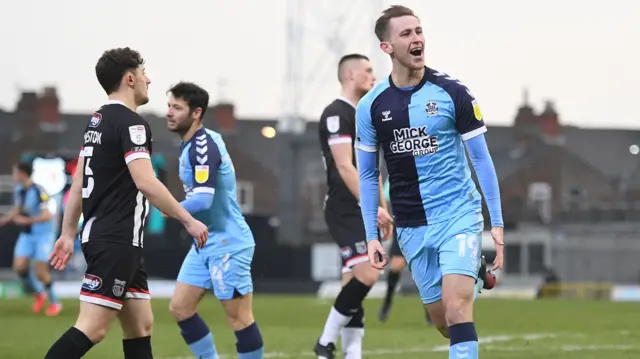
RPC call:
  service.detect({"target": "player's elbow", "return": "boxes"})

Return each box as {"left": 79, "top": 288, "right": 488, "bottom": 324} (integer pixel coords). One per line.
{"left": 335, "top": 161, "right": 355, "bottom": 175}
{"left": 127, "top": 160, "right": 157, "bottom": 194}
{"left": 133, "top": 177, "right": 156, "bottom": 196}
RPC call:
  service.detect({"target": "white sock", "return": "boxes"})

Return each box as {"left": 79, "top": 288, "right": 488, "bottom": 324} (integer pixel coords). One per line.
{"left": 319, "top": 307, "right": 352, "bottom": 345}
{"left": 341, "top": 327, "right": 364, "bottom": 359}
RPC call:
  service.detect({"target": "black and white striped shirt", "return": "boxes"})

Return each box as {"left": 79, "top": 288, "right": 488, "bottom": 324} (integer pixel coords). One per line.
{"left": 78, "top": 100, "right": 152, "bottom": 247}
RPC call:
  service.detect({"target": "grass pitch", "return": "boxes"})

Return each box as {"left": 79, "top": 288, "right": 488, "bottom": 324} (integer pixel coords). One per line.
{"left": 0, "top": 295, "right": 638, "bottom": 358}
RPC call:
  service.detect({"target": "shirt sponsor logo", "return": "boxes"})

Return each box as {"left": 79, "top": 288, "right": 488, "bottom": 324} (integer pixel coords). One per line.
{"left": 389, "top": 126, "right": 439, "bottom": 156}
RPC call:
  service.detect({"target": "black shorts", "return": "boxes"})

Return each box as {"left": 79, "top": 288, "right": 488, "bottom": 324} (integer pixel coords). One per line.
{"left": 79, "top": 241, "right": 150, "bottom": 310}
{"left": 389, "top": 227, "right": 404, "bottom": 258}
{"left": 325, "top": 201, "right": 369, "bottom": 273}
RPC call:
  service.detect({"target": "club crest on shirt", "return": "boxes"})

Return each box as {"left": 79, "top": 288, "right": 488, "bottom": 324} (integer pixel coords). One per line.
{"left": 426, "top": 100, "right": 438, "bottom": 116}
{"left": 326, "top": 116, "right": 340, "bottom": 133}
{"left": 355, "top": 241, "right": 367, "bottom": 254}
{"left": 89, "top": 113, "right": 102, "bottom": 128}
{"left": 129, "top": 125, "right": 147, "bottom": 145}
{"left": 195, "top": 165, "right": 209, "bottom": 184}
{"left": 472, "top": 100, "right": 483, "bottom": 120}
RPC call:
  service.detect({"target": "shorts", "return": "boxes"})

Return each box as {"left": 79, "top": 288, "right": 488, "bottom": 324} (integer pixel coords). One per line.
{"left": 389, "top": 227, "right": 404, "bottom": 258}
{"left": 325, "top": 202, "right": 369, "bottom": 273}
{"left": 398, "top": 211, "right": 484, "bottom": 304}
{"left": 14, "top": 232, "right": 54, "bottom": 263}
{"left": 79, "top": 241, "right": 150, "bottom": 310}
{"left": 177, "top": 246, "right": 255, "bottom": 301}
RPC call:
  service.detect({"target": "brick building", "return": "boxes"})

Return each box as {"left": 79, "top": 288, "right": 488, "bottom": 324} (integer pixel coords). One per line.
{"left": 2, "top": 87, "right": 640, "bottom": 244}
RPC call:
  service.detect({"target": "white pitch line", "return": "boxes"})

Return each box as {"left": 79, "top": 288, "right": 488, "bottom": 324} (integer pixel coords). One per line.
{"left": 483, "top": 345, "right": 635, "bottom": 352}
{"left": 160, "top": 332, "right": 553, "bottom": 359}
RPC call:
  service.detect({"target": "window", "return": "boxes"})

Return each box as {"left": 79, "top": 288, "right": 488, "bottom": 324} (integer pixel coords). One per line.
{"left": 236, "top": 181, "right": 254, "bottom": 214}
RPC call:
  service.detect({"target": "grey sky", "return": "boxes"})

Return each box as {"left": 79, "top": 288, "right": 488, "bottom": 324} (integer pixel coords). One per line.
{"left": 2, "top": 0, "right": 638, "bottom": 128}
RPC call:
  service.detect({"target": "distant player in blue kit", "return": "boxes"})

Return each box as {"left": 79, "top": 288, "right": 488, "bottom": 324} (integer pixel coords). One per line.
{"left": 0, "top": 161, "right": 61, "bottom": 316}
{"left": 165, "top": 82, "right": 264, "bottom": 359}
{"left": 356, "top": 6, "right": 505, "bottom": 359}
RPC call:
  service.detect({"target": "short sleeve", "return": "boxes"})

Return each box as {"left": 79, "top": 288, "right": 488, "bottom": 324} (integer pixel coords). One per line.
{"left": 35, "top": 186, "right": 50, "bottom": 209}
{"left": 119, "top": 117, "right": 152, "bottom": 164}
{"left": 454, "top": 85, "right": 487, "bottom": 141}
{"left": 355, "top": 98, "right": 377, "bottom": 152}
{"left": 188, "top": 132, "right": 222, "bottom": 195}
{"left": 323, "top": 112, "right": 353, "bottom": 146}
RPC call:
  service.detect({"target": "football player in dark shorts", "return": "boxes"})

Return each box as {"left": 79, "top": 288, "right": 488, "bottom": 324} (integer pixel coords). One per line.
{"left": 315, "top": 54, "right": 394, "bottom": 359}
{"left": 45, "top": 47, "right": 208, "bottom": 359}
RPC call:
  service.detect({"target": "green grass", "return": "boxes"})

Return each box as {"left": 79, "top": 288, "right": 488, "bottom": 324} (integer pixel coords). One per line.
{"left": 1, "top": 295, "right": 639, "bottom": 358}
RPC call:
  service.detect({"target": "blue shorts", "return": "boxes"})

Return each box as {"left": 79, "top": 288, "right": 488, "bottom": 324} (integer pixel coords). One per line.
{"left": 14, "top": 233, "right": 54, "bottom": 263}
{"left": 177, "top": 246, "right": 255, "bottom": 300}
{"left": 397, "top": 211, "right": 484, "bottom": 304}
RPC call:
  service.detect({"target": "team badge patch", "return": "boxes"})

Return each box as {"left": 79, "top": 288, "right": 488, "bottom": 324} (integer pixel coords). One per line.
{"left": 472, "top": 100, "right": 483, "bottom": 120}
{"left": 128, "top": 125, "right": 147, "bottom": 145}
{"left": 89, "top": 113, "right": 102, "bottom": 128}
{"left": 426, "top": 100, "right": 438, "bottom": 116}
{"left": 326, "top": 116, "right": 340, "bottom": 133}
{"left": 112, "top": 279, "right": 126, "bottom": 297}
{"left": 355, "top": 241, "right": 367, "bottom": 254}
{"left": 195, "top": 165, "right": 210, "bottom": 184}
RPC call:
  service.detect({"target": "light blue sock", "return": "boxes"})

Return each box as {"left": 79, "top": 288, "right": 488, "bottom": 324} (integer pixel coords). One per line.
{"left": 449, "top": 322, "right": 479, "bottom": 359}
{"left": 44, "top": 281, "right": 59, "bottom": 304}
{"left": 473, "top": 277, "right": 484, "bottom": 301}
{"left": 238, "top": 347, "right": 264, "bottom": 359}
{"left": 450, "top": 341, "right": 479, "bottom": 359}
{"left": 30, "top": 271, "right": 44, "bottom": 293}
{"left": 178, "top": 314, "right": 218, "bottom": 359}
{"left": 188, "top": 333, "right": 218, "bottom": 359}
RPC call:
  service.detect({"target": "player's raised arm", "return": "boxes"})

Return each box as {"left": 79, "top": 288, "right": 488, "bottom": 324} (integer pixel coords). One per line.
{"left": 179, "top": 132, "right": 222, "bottom": 213}
{"left": 355, "top": 100, "right": 380, "bottom": 242}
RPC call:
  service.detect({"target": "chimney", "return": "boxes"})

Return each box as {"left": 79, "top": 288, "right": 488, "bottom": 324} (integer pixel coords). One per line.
{"left": 38, "top": 87, "right": 61, "bottom": 124}
{"left": 538, "top": 100, "right": 561, "bottom": 137}
{"left": 211, "top": 103, "right": 236, "bottom": 133}
{"left": 16, "top": 92, "right": 38, "bottom": 135}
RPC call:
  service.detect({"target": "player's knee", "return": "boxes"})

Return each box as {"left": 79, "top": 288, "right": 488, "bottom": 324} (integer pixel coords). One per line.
{"left": 225, "top": 307, "right": 255, "bottom": 331}
{"left": 352, "top": 264, "right": 379, "bottom": 286}
{"left": 390, "top": 257, "right": 405, "bottom": 272}
{"left": 34, "top": 265, "right": 50, "bottom": 282}
{"left": 76, "top": 322, "right": 109, "bottom": 343}
{"left": 443, "top": 297, "right": 471, "bottom": 325}
{"left": 169, "top": 298, "right": 196, "bottom": 322}
{"left": 12, "top": 262, "right": 28, "bottom": 275}
{"left": 131, "top": 316, "right": 153, "bottom": 338}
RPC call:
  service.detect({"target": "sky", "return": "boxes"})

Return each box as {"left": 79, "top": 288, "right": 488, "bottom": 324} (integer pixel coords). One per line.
{"left": 1, "top": 0, "right": 639, "bottom": 128}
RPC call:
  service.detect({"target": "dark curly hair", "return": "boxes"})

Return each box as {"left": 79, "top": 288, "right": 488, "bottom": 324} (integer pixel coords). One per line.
{"left": 167, "top": 82, "right": 210, "bottom": 120}
{"left": 95, "top": 47, "right": 145, "bottom": 95}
